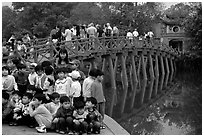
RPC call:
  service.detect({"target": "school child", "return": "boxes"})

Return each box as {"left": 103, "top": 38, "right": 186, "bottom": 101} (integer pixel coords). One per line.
{"left": 15, "top": 92, "right": 36, "bottom": 127}
{"left": 44, "top": 92, "right": 61, "bottom": 117}
{"left": 90, "top": 69, "right": 106, "bottom": 129}
{"left": 73, "top": 101, "right": 88, "bottom": 135}
{"left": 43, "top": 66, "right": 55, "bottom": 102}
{"left": 55, "top": 48, "right": 69, "bottom": 68}
{"left": 52, "top": 96, "right": 74, "bottom": 134}
{"left": 85, "top": 97, "right": 101, "bottom": 134}
{"left": 69, "top": 59, "right": 86, "bottom": 81}
{"left": 13, "top": 63, "right": 29, "bottom": 95}
{"left": 9, "top": 91, "right": 23, "bottom": 126}
{"left": 34, "top": 65, "right": 47, "bottom": 94}
{"left": 2, "top": 92, "right": 14, "bottom": 124}
{"left": 2, "top": 66, "right": 18, "bottom": 94}
{"left": 82, "top": 68, "right": 97, "bottom": 102}
{"left": 69, "top": 70, "right": 83, "bottom": 106}
{"left": 29, "top": 93, "right": 53, "bottom": 133}
{"left": 28, "top": 63, "right": 38, "bottom": 88}
{"left": 54, "top": 68, "right": 71, "bottom": 97}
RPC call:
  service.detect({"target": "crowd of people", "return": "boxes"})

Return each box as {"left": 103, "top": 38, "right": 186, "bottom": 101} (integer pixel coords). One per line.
{"left": 2, "top": 22, "right": 155, "bottom": 65}
{"left": 2, "top": 57, "right": 106, "bottom": 134}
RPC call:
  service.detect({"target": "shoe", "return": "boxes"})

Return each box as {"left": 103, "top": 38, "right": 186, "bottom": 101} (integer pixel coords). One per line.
{"left": 59, "top": 130, "right": 66, "bottom": 134}
{"left": 9, "top": 122, "right": 14, "bottom": 126}
{"left": 55, "top": 129, "right": 59, "bottom": 133}
{"left": 13, "top": 122, "right": 18, "bottom": 126}
{"left": 68, "top": 131, "right": 74, "bottom": 135}
{"left": 36, "top": 125, "right": 47, "bottom": 133}
{"left": 100, "top": 125, "right": 106, "bottom": 129}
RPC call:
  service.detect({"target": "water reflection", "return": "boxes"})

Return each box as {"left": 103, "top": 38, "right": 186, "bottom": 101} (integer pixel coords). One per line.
{"left": 114, "top": 72, "right": 202, "bottom": 135}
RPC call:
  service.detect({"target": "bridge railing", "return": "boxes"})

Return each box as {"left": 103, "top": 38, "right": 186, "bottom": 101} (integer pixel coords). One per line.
{"left": 2, "top": 36, "right": 179, "bottom": 65}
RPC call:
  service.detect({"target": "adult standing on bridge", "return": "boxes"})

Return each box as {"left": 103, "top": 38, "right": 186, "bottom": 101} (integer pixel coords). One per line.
{"left": 62, "top": 24, "right": 73, "bottom": 48}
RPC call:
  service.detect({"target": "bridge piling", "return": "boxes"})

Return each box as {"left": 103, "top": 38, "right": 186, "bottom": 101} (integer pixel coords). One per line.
{"left": 138, "top": 53, "right": 147, "bottom": 106}
{"left": 152, "top": 54, "right": 159, "bottom": 97}
{"left": 107, "top": 55, "right": 117, "bottom": 117}
{"left": 147, "top": 53, "right": 155, "bottom": 100}
{"left": 120, "top": 54, "right": 128, "bottom": 114}
{"left": 164, "top": 57, "right": 170, "bottom": 88}
{"left": 130, "top": 52, "right": 138, "bottom": 109}
{"left": 159, "top": 55, "right": 165, "bottom": 93}
{"left": 169, "top": 58, "right": 174, "bottom": 83}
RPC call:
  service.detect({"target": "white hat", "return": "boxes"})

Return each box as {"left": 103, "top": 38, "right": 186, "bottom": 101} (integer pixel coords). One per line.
{"left": 70, "top": 70, "right": 81, "bottom": 79}
{"left": 30, "top": 63, "right": 37, "bottom": 68}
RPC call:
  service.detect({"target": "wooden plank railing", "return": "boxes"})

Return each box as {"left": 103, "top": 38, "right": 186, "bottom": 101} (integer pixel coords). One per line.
{"left": 2, "top": 36, "right": 179, "bottom": 66}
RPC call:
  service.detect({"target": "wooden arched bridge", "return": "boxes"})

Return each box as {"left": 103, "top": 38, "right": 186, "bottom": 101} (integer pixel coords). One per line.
{"left": 4, "top": 36, "right": 179, "bottom": 117}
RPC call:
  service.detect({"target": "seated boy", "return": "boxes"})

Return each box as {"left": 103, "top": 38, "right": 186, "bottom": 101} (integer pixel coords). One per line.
{"left": 2, "top": 92, "right": 14, "bottom": 124}
{"left": 73, "top": 101, "right": 88, "bottom": 135}
{"left": 16, "top": 92, "right": 36, "bottom": 127}
{"left": 9, "top": 91, "right": 23, "bottom": 126}
{"left": 29, "top": 93, "right": 53, "bottom": 133}
{"left": 52, "top": 96, "right": 74, "bottom": 134}
{"left": 85, "top": 97, "right": 101, "bottom": 134}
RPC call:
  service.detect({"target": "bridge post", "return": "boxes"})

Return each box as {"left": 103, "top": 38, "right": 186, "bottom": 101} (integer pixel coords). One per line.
{"left": 120, "top": 54, "right": 128, "bottom": 114}
{"left": 152, "top": 54, "right": 159, "bottom": 97}
{"left": 113, "top": 56, "right": 119, "bottom": 106}
{"left": 146, "top": 52, "right": 155, "bottom": 101}
{"left": 130, "top": 52, "right": 138, "bottom": 109}
{"left": 159, "top": 55, "right": 165, "bottom": 93}
{"left": 33, "top": 44, "right": 38, "bottom": 63}
{"left": 164, "top": 56, "right": 170, "bottom": 88}
{"left": 139, "top": 53, "right": 147, "bottom": 106}
{"left": 169, "top": 57, "right": 174, "bottom": 83}
{"left": 107, "top": 55, "right": 117, "bottom": 117}
{"left": 137, "top": 56, "right": 141, "bottom": 92}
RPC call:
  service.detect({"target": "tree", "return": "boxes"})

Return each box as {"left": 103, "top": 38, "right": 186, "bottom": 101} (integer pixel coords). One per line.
{"left": 2, "top": 6, "right": 17, "bottom": 40}
{"left": 182, "top": 3, "right": 202, "bottom": 53}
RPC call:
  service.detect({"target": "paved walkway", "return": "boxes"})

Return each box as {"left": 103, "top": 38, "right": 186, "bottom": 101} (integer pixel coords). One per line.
{"left": 2, "top": 115, "right": 129, "bottom": 135}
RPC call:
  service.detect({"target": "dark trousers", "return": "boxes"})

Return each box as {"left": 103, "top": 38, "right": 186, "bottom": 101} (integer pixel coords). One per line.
{"left": 74, "top": 121, "right": 88, "bottom": 133}
{"left": 56, "top": 116, "right": 73, "bottom": 131}
{"left": 87, "top": 121, "right": 101, "bottom": 133}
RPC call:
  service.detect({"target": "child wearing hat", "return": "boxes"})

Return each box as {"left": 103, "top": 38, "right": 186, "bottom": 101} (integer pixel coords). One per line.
{"left": 69, "top": 70, "right": 83, "bottom": 107}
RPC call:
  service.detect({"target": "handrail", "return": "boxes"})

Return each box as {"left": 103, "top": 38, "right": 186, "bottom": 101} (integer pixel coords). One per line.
{"left": 2, "top": 36, "right": 179, "bottom": 66}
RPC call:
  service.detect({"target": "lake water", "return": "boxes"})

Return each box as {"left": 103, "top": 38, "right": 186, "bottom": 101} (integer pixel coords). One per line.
{"left": 111, "top": 68, "right": 202, "bottom": 135}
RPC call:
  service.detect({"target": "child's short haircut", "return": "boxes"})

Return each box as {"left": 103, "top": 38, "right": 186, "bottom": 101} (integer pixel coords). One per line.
{"left": 74, "top": 101, "right": 85, "bottom": 109}
{"left": 16, "top": 63, "right": 26, "bottom": 70}
{"left": 86, "top": 97, "right": 97, "bottom": 105}
{"left": 41, "top": 61, "right": 52, "bottom": 68}
{"left": 95, "top": 69, "right": 104, "bottom": 77}
{"left": 23, "top": 92, "right": 33, "bottom": 100}
{"left": 60, "top": 96, "right": 70, "bottom": 104}
{"left": 49, "top": 92, "right": 60, "bottom": 100}
{"left": 56, "top": 67, "right": 66, "bottom": 74}
{"left": 2, "top": 66, "right": 11, "bottom": 75}
{"left": 35, "top": 65, "right": 44, "bottom": 72}
{"left": 34, "top": 93, "right": 45, "bottom": 103}
{"left": 12, "top": 90, "right": 21, "bottom": 96}
{"left": 89, "top": 68, "right": 97, "bottom": 77}
{"left": 44, "top": 66, "right": 54, "bottom": 75}
{"left": 2, "top": 92, "right": 10, "bottom": 100}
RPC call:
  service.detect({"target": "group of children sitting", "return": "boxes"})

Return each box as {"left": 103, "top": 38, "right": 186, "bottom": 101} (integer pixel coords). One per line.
{"left": 2, "top": 58, "right": 106, "bottom": 134}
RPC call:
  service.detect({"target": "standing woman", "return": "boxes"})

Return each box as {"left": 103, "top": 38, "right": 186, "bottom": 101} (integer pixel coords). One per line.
{"left": 55, "top": 48, "right": 69, "bottom": 68}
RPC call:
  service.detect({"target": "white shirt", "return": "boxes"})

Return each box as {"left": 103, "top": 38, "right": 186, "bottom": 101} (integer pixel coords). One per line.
{"left": 82, "top": 76, "right": 95, "bottom": 98}
{"left": 133, "top": 30, "right": 139, "bottom": 37}
{"left": 70, "top": 81, "right": 81, "bottom": 97}
{"left": 127, "top": 32, "right": 133, "bottom": 39}
{"left": 28, "top": 72, "right": 38, "bottom": 85}
{"left": 55, "top": 78, "right": 70, "bottom": 96}
{"left": 35, "top": 74, "right": 46, "bottom": 89}
{"left": 62, "top": 29, "right": 72, "bottom": 41}
{"left": 147, "top": 31, "right": 154, "bottom": 37}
